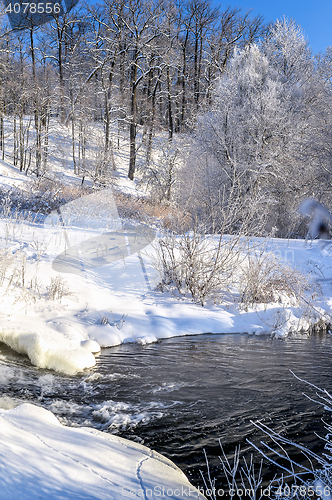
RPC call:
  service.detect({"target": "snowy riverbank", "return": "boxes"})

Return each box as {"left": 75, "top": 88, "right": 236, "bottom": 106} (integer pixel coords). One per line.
{"left": 0, "top": 198, "right": 330, "bottom": 375}
{"left": 0, "top": 403, "right": 206, "bottom": 499}
{"left": 0, "top": 148, "right": 330, "bottom": 376}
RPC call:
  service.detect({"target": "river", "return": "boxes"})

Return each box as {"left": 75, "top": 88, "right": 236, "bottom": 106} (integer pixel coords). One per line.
{"left": 0, "top": 332, "right": 331, "bottom": 495}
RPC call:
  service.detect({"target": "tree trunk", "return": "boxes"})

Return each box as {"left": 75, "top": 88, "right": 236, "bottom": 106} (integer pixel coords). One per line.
{"left": 56, "top": 19, "right": 66, "bottom": 124}
{"left": 30, "top": 29, "right": 41, "bottom": 177}
{"left": 71, "top": 104, "right": 77, "bottom": 174}
{"left": 13, "top": 114, "right": 17, "bottom": 166}
{"left": 128, "top": 48, "right": 138, "bottom": 180}
{"left": 146, "top": 89, "right": 157, "bottom": 165}
{"left": 179, "top": 32, "right": 189, "bottom": 132}
{"left": 167, "top": 66, "right": 173, "bottom": 142}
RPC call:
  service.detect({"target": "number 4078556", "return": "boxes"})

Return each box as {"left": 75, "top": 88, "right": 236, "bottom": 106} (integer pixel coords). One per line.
{"left": 276, "top": 484, "right": 331, "bottom": 497}
{"left": 5, "top": 3, "right": 61, "bottom": 15}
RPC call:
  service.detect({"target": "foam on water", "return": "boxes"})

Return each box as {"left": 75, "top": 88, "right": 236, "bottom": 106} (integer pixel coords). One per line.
{"left": 47, "top": 400, "right": 89, "bottom": 426}
{"left": 81, "top": 371, "right": 127, "bottom": 383}
{"left": 92, "top": 399, "right": 180, "bottom": 432}
{"left": 151, "top": 382, "right": 193, "bottom": 394}
{"left": 38, "top": 374, "right": 55, "bottom": 396}
{"left": 0, "top": 396, "right": 21, "bottom": 410}
{"left": 0, "top": 364, "right": 13, "bottom": 384}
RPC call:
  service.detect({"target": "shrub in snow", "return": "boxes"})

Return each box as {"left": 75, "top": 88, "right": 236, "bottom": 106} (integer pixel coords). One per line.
{"left": 155, "top": 227, "right": 244, "bottom": 306}
{"left": 0, "top": 249, "right": 14, "bottom": 286}
{"left": 47, "top": 275, "right": 71, "bottom": 301}
{"left": 26, "top": 178, "right": 90, "bottom": 214}
{"left": 98, "top": 311, "right": 126, "bottom": 329}
{"left": 139, "top": 140, "right": 185, "bottom": 203}
{"left": 0, "top": 179, "right": 89, "bottom": 217}
{"left": 155, "top": 231, "right": 314, "bottom": 313}
{"left": 238, "top": 250, "right": 311, "bottom": 309}
{"left": 115, "top": 191, "right": 191, "bottom": 231}
{"left": 0, "top": 248, "right": 42, "bottom": 306}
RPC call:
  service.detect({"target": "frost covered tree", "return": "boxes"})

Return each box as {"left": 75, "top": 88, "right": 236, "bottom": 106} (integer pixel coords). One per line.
{"left": 188, "top": 18, "right": 330, "bottom": 236}
{"left": 263, "top": 17, "right": 313, "bottom": 84}
{"left": 261, "top": 18, "right": 332, "bottom": 233}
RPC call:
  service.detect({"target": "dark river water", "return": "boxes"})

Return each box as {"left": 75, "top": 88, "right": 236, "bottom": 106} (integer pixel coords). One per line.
{"left": 0, "top": 332, "right": 332, "bottom": 495}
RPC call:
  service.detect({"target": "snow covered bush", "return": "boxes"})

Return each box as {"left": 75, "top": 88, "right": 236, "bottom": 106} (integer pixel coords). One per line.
{"left": 155, "top": 228, "right": 244, "bottom": 306}
{"left": 155, "top": 231, "right": 315, "bottom": 314}
{"left": 89, "top": 136, "right": 116, "bottom": 186}
{"left": 115, "top": 192, "right": 191, "bottom": 231}
{"left": 238, "top": 250, "right": 311, "bottom": 309}
{"left": 247, "top": 377, "right": 332, "bottom": 499}
{"left": 47, "top": 275, "right": 71, "bottom": 301}
{"left": 0, "top": 179, "right": 89, "bottom": 217}
{"left": 200, "top": 445, "right": 264, "bottom": 500}
{"left": 139, "top": 140, "right": 186, "bottom": 203}
{"left": 0, "top": 249, "right": 14, "bottom": 286}
{"left": 0, "top": 248, "right": 40, "bottom": 306}
{"left": 25, "top": 178, "right": 90, "bottom": 214}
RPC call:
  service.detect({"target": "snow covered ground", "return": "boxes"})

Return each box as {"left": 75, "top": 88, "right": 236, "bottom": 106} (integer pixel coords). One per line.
{"left": 0, "top": 211, "right": 325, "bottom": 375}
{"left": 0, "top": 403, "right": 206, "bottom": 499}
{"left": 0, "top": 164, "right": 330, "bottom": 375}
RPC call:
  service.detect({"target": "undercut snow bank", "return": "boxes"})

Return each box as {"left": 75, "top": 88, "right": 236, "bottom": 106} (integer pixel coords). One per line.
{"left": 0, "top": 403, "right": 206, "bottom": 500}
{"left": 0, "top": 324, "right": 97, "bottom": 374}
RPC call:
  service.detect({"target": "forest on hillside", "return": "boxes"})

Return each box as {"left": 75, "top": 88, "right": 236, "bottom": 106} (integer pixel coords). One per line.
{"left": 0, "top": 0, "right": 332, "bottom": 238}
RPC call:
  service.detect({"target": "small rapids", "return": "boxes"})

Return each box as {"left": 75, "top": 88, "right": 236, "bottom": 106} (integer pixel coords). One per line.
{"left": 0, "top": 332, "right": 331, "bottom": 492}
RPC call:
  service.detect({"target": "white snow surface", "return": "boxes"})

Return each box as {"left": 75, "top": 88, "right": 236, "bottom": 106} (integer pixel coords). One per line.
{"left": 0, "top": 160, "right": 330, "bottom": 376}
{"left": 0, "top": 403, "right": 205, "bottom": 499}
{"left": 0, "top": 200, "right": 330, "bottom": 375}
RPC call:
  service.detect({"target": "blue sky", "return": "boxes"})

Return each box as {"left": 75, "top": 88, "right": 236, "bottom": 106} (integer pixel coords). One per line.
{"left": 229, "top": 0, "right": 332, "bottom": 53}
{"left": 79, "top": 1, "right": 330, "bottom": 53}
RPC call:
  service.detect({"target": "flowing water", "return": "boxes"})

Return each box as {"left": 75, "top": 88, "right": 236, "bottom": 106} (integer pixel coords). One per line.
{"left": 0, "top": 332, "right": 332, "bottom": 494}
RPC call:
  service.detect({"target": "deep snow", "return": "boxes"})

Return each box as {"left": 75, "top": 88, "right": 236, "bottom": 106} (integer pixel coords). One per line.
{"left": 0, "top": 403, "right": 205, "bottom": 499}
